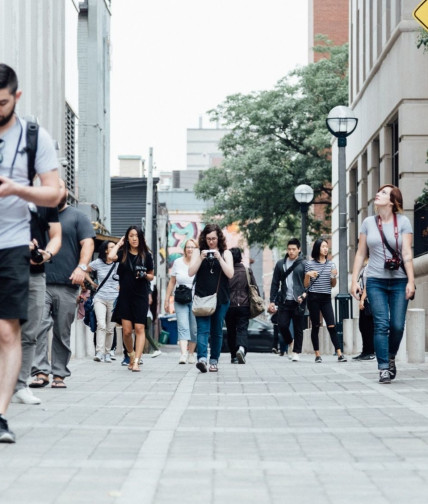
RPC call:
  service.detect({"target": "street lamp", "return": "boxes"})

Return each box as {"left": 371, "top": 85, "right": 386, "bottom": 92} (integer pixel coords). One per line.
{"left": 294, "top": 184, "right": 314, "bottom": 258}
{"left": 326, "top": 106, "right": 358, "bottom": 350}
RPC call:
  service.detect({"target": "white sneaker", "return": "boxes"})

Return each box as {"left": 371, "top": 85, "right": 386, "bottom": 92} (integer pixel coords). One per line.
{"left": 187, "top": 353, "right": 195, "bottom": 364}
{"left": 94, "top": 352, "right": 103, "bottom": 362}
{"left": 151, "top": 350, "right": 162, "bottom": 358}
{"left": 109, "top": 350, "right": 116, "bottom": 361}
{"left": 179, "top": 353, "right": 187, "bottom": 364}
{"left": 104, "top": 353, "right": 112, "bottom": 363}
{"left": 12, "top": 387, "right": 41, "bottom": 405}
{"left": 291, "top": 353, "right": 300, "bottom": 362}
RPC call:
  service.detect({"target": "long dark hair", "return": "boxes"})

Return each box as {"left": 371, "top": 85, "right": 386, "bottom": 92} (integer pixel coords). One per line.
{"left": 98, "top": 240, "right": 115, "bottom": 263}
{"left": 198, "top": 224, "right": 227, "bottom": 253}
{"left": 311, "top": 238, "right": 328, "bottom": 262}
{"left": 121, "top": 226, "right": 149, "bottom": 264}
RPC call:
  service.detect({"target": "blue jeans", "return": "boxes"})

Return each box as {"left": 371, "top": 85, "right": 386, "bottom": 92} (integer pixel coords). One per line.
{"left": 174, "top": 302, "right": 197, "bottom": 343}
{"left": 196, "top": 301, "right": 230, "bottom": 364}
{"left": 366, "top": 277, "right": 408, "bottom": 370}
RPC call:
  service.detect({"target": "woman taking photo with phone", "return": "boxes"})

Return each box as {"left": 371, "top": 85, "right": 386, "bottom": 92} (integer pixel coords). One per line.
{"left": 108, "top": 226, "right": 154, "bottom": 372}
{"left": 188, "top": 224, "right": 233, "bottom": 373}
{"left": 351, "top": 185, "right": 415, "bottom": 384}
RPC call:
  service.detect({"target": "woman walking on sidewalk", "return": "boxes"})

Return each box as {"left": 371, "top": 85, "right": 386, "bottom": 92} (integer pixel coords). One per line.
{"left": 109, "top": 226, "right": 154, "bottom": 372}
{"left": 351, "top": 185, "right": 415, "bottom": 384}
{"left": 304, "top": 238, "right": 347, "bottom": 363}
{"left": 87, "top": 240, "right": 119, "bottom": 363}
{"left": 189, "top": 224, "right": 233, "bottom": 373}
{"left": 164, "top": 239, "right": 198, "bottom": 364}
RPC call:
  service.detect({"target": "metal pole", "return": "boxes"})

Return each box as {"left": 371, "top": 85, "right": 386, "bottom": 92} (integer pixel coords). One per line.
{"left": 301, "top": 203, "right": 308, "bottom": 258}
{"left": 336, "top": 138, "right": 351, "bottom": 350}
{"left": 145, "top": 147, "right": 154, "bottom": 250}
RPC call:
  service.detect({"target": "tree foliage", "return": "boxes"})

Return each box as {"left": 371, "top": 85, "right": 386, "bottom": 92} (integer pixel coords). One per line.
{"left": 194, "top": 40, "right": 349, "bottom": 247}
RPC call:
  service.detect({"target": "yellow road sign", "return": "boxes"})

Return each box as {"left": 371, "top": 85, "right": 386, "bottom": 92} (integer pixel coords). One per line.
{"left": 414, "top": 0, "right": 428, "bottom": 31}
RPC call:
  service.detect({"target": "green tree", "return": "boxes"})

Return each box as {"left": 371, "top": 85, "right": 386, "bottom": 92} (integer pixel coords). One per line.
{"left": 195, "top": 41, "right": 348, "bottom": 247}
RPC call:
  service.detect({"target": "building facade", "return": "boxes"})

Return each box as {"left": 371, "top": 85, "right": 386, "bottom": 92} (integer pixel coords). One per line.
{"left": 332, "top": 0, "right": 428, "bottom": 336}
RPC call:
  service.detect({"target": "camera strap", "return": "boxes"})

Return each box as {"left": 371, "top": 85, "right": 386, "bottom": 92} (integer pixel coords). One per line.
{"left": 376, "top": 215, "right": 406, "bottom": 271}
{"left": 96, "top": 263, "right": 116, "bottom": 293}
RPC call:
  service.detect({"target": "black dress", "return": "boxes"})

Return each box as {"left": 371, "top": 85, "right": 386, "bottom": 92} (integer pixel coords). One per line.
{"left": 113, "top": 250, "right": 154, "bottom": 325}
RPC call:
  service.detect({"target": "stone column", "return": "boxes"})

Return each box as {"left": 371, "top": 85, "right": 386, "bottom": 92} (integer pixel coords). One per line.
{"left": 407, "top": 309, "right": 425, "bottom": 363}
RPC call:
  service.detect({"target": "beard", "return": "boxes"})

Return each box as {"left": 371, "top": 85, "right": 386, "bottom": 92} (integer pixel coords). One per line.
{"left": 58, "top": 194, "right": 68, "bottom": 211}
{"left": 0, "top": 104, "right": 15, "bottom": 127}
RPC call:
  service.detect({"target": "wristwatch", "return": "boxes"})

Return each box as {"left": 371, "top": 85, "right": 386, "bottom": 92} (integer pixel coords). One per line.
{"left": 78, "top": 263, "right": 88, "bottom": 272}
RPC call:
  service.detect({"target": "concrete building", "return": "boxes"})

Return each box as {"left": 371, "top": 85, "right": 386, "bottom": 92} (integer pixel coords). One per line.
{"left": 186, "top": 124, "right": 229, "bottom": 171}
{"left": 331, "top": 0, "right": 428, "bottom": 336}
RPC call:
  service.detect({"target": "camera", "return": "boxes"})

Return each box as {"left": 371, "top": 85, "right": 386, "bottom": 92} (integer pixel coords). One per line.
{"left": 207, "top": 251, "right": 215, "bottom": 259}
{"left": 384, "top": 257, "right": 401, "bottom": 271}
{"left": 135, "top": 265, "right": 147, "bottom": 279}
{"left": 30, "top": 247, "right": 44, "bottom": 264}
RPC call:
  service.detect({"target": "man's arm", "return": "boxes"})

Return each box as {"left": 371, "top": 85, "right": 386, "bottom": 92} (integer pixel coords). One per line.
{"left": 69, "top": 237, "right": 95, "bottom": 285}
{"left": 0, "top": 169, "right": 60, "bottom": 207}
{"left": 33, "top": 222, "right": 61, "bottom": 265}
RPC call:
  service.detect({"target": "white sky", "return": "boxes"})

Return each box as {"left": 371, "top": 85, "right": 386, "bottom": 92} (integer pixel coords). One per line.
{"left": 110, "top": 0, "right": 309, "bottom": 175}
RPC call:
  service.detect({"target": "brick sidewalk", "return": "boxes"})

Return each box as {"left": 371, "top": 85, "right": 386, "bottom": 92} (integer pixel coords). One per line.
{"left": 1, "top": 349, "right": 428, "bottom": 504}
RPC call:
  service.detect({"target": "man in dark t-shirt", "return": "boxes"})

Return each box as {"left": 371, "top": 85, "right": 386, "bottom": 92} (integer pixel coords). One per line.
{"left": 12, "top": 204, "right": 61, "bottom": 404}
{"left": 30, "top": 179, "right": 95, "bottom": 389}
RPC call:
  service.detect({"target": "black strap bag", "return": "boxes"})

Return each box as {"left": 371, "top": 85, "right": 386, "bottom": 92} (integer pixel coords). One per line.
{"left": 174, "top": 284, "right": 193, "bottom": 304}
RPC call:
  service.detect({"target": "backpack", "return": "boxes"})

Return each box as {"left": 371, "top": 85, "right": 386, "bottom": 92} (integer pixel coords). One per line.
{"left": 25, "top": 118, "right": 39, "bottom": 185}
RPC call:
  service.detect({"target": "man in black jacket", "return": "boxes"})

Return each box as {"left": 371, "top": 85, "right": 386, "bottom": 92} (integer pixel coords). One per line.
{"left": 268, "top": 238, "right": 306, "bottom": 361}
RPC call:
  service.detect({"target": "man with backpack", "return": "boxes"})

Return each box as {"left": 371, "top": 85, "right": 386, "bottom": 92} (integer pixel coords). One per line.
{"left": 0, "top": 63, "right": 60, "bottom": 443}
{"left": 268, "top": 238, "right": 307, "bottom": 362}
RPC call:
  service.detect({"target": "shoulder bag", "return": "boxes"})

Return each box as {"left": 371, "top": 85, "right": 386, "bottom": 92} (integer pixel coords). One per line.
{"left": 192, "top": 274, "right": 221, "bottom": 317}
{"left": 174, "top": 284, "right": 193, "bottom": 304}
{"left": 245, "top": 268, "right": 265, "bottom": 318}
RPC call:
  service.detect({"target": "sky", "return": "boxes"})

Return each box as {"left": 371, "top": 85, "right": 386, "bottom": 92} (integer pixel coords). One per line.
{"left": 110, "top": 0, "right": 309, "bottom": 175}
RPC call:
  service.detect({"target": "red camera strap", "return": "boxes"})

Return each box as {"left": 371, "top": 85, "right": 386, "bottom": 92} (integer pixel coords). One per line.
{"left": 376, "top": 214, "right": 399, "bottom": 261}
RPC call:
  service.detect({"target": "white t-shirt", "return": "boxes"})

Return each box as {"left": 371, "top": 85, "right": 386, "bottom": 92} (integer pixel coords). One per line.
{"left": 171, "top": 256, "right": 194, "bottom": 289}
{"left": 89, "top": 259, "right": 119, "bottom": 301}
{"left": 0, "top": 117, "right": 58, "bottom": 249}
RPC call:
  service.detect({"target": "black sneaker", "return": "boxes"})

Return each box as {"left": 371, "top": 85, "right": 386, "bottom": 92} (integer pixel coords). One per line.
{"left": 389, "top": 359, "right": 397, "bottom": 380}
{"left": 352, "top": 353, "right": 363, "bottom": 360}
{"left": 271, "top": 348, "right": 278, "bottom": 354}
{"left": 315, "top": 356, "right": 322, "bottom": 363}
{"left": 231, "top": 357, "right": 238, "bottom": 364}
{"left": 360, "top": 353, "right": 375, "bottom": 361}
{"left": 379, "top": 369, "right": 391, "bottom": 384}
{"left": 0, "top": 415, "right": 16, "bottom": 443}
{"left": 338, "top": 354, "right": 347, "bottom": 362}
{"left": 196, "top": 360, "right": 208, "bottom": 373}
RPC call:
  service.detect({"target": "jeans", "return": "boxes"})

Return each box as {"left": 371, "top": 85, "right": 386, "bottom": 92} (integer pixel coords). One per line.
{"left": 278, "top": 301, "right": 303, "bottom": 353}
{"left": 366, "top": 277, "right": 408, "bottom": 370}
{"left": 93, "top": 298, "right": 115, "bottom": 354}
{"left": 196, "top": 301, "right": 230, "bottom": 364}
{"left": 307, "top": 293, "right": 340, "bottom": 352}
{"left": 174, "top": 302, "right": 197, "bottom": 343}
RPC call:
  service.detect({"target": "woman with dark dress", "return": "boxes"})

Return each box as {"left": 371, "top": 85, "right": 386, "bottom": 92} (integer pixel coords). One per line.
{"left": 108, "top": 226, "right": 154, "bottom": 372}
{"left": 188, "top": 224, "right": 234, "bottom": 373}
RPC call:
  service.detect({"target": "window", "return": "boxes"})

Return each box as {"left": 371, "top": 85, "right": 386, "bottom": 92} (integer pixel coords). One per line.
{"left": 65, "top": 103, "right": 77, "bottom": 202}
{"left": 391, "top": 118, "right": 399, "bottom": 186}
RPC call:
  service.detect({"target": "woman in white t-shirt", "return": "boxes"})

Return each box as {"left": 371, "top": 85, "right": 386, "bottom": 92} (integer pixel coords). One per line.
{"left": 87, "top": 240, "right": 119, "bottom": 362}
{"left": 164, "top": 239, "right": 198, "bottom": 364}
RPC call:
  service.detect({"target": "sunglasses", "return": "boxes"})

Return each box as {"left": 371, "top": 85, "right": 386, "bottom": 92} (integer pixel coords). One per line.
{"left": 0, "top": 139, "right": 5, "bottom": 164}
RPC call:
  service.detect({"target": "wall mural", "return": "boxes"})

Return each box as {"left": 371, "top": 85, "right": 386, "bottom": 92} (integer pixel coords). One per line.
{"left": 167, "top": 220, "right": 202, "bottom": 269}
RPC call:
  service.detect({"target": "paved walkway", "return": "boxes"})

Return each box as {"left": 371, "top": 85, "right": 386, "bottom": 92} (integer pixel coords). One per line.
{"left": 1, "top": 348, "right": 428, "bottom": 504}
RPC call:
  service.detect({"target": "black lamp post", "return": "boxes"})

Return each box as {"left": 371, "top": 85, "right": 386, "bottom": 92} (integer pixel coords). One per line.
{"left": 326, "top": 106, "right": 358, "bottom": 350}
{"left": 294, "top": 184, "right": 314, "bottom": 258}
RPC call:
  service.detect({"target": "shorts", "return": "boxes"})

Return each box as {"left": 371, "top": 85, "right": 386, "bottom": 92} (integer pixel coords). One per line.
{"left": 0, "top": 245, "right": 31, "bottom": 323}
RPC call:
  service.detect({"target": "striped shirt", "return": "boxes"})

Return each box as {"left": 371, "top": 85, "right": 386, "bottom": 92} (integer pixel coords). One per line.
{"left": 305, "top": 260, "right": 336, "bottom": 294}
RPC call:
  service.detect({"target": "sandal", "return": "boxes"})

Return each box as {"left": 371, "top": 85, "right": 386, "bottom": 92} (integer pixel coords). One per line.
{"left": 127, "top": 351, "right": 136, "bottom": 371}
{"left": 132, "top": 357, "right": 141, "bottom": 372}
{"left": 209, "top": 364, "right": 218, "bottom": 372}
{"left": 51, "top": 378, "right": 67, "bottom": 389}
{"left": 29, "top": 374, "right": 49, "bottom": 388}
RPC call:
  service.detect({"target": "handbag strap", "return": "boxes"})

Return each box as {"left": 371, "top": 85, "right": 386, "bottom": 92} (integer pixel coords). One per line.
{"left": 96, "top": 262, "right": 116, "bottom": 292}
